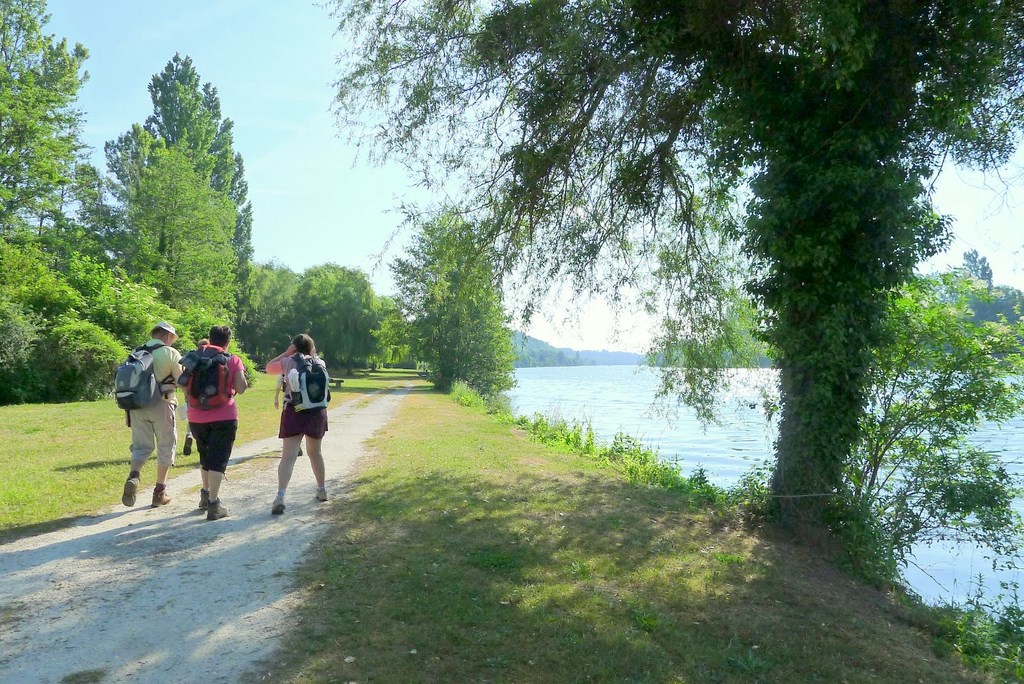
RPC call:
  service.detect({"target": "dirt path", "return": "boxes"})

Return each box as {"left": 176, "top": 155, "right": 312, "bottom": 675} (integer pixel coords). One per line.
{"left": 0, "top": 388, "right": 409, "bottom": 684}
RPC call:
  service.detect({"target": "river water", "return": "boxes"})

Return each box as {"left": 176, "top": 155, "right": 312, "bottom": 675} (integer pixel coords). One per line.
{"left": 508, "top": 365, "right": 1023, "bottom": 607}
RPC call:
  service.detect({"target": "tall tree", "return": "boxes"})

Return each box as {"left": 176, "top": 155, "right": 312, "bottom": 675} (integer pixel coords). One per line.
{"left": 370, "top": 295, "right": 414, "bottom": 368}
{"left": 391, "top": 212, "right": 515, "bottom": 395}
{"left": 105, "top": 54, "right": 253, "bottom": 283}
{"left": 332, "top": 1, "right": 1024, "bottom": 537}
{"left": 123, "top": 147, "right": 236, "bottom": 313}
{"left": 963, "top": 249, "right": 994, "bottom": 291}
{"left": 0, "top": 0, "right": 87, "bottom": 234}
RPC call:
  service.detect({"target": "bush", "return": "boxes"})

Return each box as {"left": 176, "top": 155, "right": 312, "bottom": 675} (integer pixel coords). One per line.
{"left": 38, "top": 318, "right": 127, "bottom": 402}
{"left": 928, "top": 583, "right": 1024, "bottom": 681}
{"left": 66, "top": 256, "right": 176, "bottom": 347}
{"left": 842, "top": 274, "right": 1024, "bottom": 578}
{"left": 450, "top": 380, "right": 487, "bottom": 410}
{"left": 484, "top": 391, "right": 512, "bottom": 417}
{"left": 0, "top": 297, "right": 42, "bottom": 405}
{"left": 729, "top": 461, "right": 774, "bottom": 521}
{"left": 450, "top": 381, "right": 512, "bottom": 415}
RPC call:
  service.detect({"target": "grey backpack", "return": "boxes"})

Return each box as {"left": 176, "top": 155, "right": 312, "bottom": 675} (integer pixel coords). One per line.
{"left": 114, "top": 343, "right": 165, "bottom": 410}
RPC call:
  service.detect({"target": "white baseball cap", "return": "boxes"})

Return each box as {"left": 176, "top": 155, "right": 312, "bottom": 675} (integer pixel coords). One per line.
{"left": 153, "top": 321, "right": 177, "bottom": 336}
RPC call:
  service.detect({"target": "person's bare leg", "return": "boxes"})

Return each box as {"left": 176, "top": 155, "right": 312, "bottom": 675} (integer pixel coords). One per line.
{"left": 277, "top": 436, "right": 303, "bottom": 491}
{"left": 273, "top": 436, "right": 303, "bottom": 514}
{"left": 306, "top": 436, "right": 326, "bottom": 488}
{"left": 208, "top": 470, "right": 224, "bottom": 501}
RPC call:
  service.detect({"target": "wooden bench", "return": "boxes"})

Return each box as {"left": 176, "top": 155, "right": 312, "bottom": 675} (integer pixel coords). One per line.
{"left": 329, "top": 378, "right": 345, "bottom": 390}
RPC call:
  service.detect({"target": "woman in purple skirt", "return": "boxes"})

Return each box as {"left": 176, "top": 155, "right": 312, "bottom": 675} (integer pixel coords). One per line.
{"left": 264, "top": 333, "right": 330, "bottom": 515}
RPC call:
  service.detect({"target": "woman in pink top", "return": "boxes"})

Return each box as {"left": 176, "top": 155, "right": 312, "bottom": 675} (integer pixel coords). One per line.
{"left": 265, "top": 333, "right": 329, "bottom": 515}
{"left": 184, "top": 325, "right": 248, "bottom": 520}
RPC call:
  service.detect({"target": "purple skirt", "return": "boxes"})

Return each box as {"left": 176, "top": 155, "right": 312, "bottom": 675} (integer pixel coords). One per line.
{"left": 278, "top": 403, "right": 328, "bottom": 439}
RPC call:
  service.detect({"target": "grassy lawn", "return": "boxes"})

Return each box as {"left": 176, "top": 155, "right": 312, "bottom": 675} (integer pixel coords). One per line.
{"left": 258, "top": 391, "right": 985, "bottom": 683}
{"left": 2, "top": 371, "right": 993, "bottom": 681}
{"left": 0, "top": 368, "right": 421, "bottom": 540}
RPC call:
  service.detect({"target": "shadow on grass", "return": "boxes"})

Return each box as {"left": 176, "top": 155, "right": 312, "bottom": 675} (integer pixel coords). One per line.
{"left": 260, "top": 470, "right": 976, "bottom": 684}
{"left": 54, "top": 458, "right": 127, "bottom": 473}
{"left": 327, "top": 368, "right": 425, "bottom": 381}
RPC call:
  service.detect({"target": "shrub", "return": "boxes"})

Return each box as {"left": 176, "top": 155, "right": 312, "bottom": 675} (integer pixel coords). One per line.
{"left": 39, "top": 318, "right": 127, "bottom": 402}
{"left": 450, "top": 380, "right": 486, "bottom": 409}
{"left": 0, "top": 296, "right": 42, "bottom": 405}
{"left": 928, "top": 583, "right": 1024, "bottom": 681}
{"left": 841, "top": 274, "right": 1024, "bottom": 578}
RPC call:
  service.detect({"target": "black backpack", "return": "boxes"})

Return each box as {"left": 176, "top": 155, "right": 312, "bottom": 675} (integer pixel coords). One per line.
{"left": 113, "top": 342, "right": 165, "bottom": 410}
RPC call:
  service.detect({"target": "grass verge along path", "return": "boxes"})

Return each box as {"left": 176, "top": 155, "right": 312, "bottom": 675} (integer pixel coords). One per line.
{"left": 0, "top": 368, "right": 421, "bottom": 540}
{"left": 262, "top": 391, "right": 983, "bottom": 683}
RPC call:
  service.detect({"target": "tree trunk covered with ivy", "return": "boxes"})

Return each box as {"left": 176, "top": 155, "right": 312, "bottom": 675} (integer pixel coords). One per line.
{"left": 331, "top": 1, "right": 1024, "bottom": 537}
{"left": 715, "top": 5, "right": 956, "bottom": 526}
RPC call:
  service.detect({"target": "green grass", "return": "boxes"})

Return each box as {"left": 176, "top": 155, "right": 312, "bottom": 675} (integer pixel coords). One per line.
{"left": 3, "top": 373, "right": 1004, "bottom": 681}
{"left": 256, "top": 391, "right": 987, "bottom": 683}
{"left": 0, "top": 368, "right": 422, "bottom": 540}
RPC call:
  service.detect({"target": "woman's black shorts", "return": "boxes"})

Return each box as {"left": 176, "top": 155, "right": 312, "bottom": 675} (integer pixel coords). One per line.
{"left": 190, "top": 420, "right": 238, "bottom": 473}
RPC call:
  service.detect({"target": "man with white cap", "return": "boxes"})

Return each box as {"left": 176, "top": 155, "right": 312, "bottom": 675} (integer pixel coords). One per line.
{"left": 122, "top": 321, "right": 183, "bottom": 508}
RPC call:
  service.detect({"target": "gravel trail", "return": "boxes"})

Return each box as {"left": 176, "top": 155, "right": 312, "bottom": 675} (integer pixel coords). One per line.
{"left": 0, "top": 388, "right": 409, "bottom": 684}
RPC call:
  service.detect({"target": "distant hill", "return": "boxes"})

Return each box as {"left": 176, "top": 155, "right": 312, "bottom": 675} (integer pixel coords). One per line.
{"left": 513, "top": 332, "right": 645, "bottom": 367}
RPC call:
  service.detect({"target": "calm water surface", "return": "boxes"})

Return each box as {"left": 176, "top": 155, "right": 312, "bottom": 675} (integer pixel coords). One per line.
{"left": 509, "top": 365, "right": 1023, "bottom": 606}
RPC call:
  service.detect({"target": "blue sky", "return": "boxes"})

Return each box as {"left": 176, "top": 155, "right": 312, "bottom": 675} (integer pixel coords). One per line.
{"left": 46, "top": 1, "right": 1023, "bottom": 352}
{"left": 47, "top": 1, "right": 418, "bottom": 290}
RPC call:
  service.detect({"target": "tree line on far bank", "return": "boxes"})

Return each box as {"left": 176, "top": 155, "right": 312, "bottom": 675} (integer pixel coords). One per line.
{"left": 513, "top": 333, "right": 645, "bottom": 368}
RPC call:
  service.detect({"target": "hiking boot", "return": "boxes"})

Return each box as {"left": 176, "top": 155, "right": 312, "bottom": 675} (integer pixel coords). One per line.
{"left": 183, "top": 434, "right": 193, "bottom": 456}
{"left": 315, "top": 489, "right": 328, "bottom": 502}
{"left": 271, "top": 496, "right": 285, "bottom": 515}
{"left": 206, "top": 500, "right": 228, "bottom": 521}
{"left": 152, "top": 488, "right": 171, "bottom": 507}
{"left": 122, "top": 477, "right": 140, "bottom": 507}
{"left": 198, "top": 489, "right": 210, "bottom": 510}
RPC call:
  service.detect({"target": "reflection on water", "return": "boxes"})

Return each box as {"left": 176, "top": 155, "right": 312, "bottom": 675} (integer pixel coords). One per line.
{"left": 509, "top": 365, "right": 1023, "bottom": 606}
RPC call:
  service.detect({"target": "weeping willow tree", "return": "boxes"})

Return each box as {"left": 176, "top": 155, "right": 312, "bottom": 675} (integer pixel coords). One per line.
{"left": 330, "top": 0, "right": 1024, "bottom": 540}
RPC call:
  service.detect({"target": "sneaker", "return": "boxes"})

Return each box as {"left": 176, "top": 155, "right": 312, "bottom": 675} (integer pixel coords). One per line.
{"left": 152, "top": 488, "right": 171, "bottom": 507}
{"left": 198, "top": 489, "right": 210, "bottom": 510}
{"left": 271, "top": 496, "right": 285, "bottom": 515}
{"left": 122, "top": 477, "right": 140, "bottom": 507}
{"left": 206, "top": 500, "right": 228, "bottom": 521}
{"left": 315, "top": 489, "right": 328, "bottom": 502}
{"left": 183, "top": 434, "right": 193, "bottom": 456}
